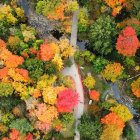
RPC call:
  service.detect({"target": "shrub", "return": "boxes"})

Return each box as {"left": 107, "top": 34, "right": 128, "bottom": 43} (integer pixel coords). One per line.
{"left": 99, "top": 99, "right": 117, "bottom": 110}
{"left": 37, "top": 74, "right": 57, "bottom": 90}
{"left": 1, "top": 112, "right": 14, "bottom": 124}
{"left": 123, "top": 122, "right": 136, "bottom": 140}
{"left": 0, "top": 96, "right": 21, "bottom": 111}
{"left": 8, "top": 36, "right": 20, "bottom": 52}
{"left": 133, "top": 99, "right": 140, "bottom": 112}
{"left": 20, "top": 24, "right": 36, "bottom": 43}
{"left": 0, "top": 21, "right": 10, "bottom": 40}
{"left": 60, "top": 113, "right": 75, "bottom": 138}
{"left": 89, "top": 15, "right": 118, "bottom": 55}
{"left": 61, "top": 113, "right": 75, "bottom": 128}
{"left": 83, "top": 75, "right": 95, "bottom": 89}
{"left": 63, "top": 59, "right": 73, "bottom": 67}
{"left": 61, "top": 76, "right": 75, "bottom": 89}
{"left": 0, "top": 83, "right": 14, "bottom": 97}
{"left": 78, "top": 8, "right": 89, "bottom": 33}
{"left": 44, "top": 61, "right": 58, "bottom": 75}
{"left": 22, "top": 58, "right": 44, "bottom": 80}
{"left": 93, "top": 57, "right": 109, "bottom": 74}
{"left": 74, "top": 50, "right": 95, "bottom": 65}
{"left": 78, "top": 113, "right": 102, "bottom": 140}
{"left": 52, "top": 54, "right": 63, "bottom": 71}
{"left": 9, "top": 118, "right": 33, "bottom": 134}
{"left": 78, "top": 0, "right": 88, "bottom": 6}
{"left": 123, "top": 57, "right": 136, "bottom": 68}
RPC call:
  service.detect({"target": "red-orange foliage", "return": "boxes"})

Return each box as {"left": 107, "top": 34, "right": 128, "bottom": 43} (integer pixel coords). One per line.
{"left": 104, "top": 0, "right": 126, "bottom": 16}
{"left": 47, "top": 3, "right": 66, "bottom": 20}
{"left": 5, "top": 55, "right": 24, "bottom": 68}
{"left": 26, "top": 133, "right": 33, "bottom": 140}
{"left": 10, "top": 129, "right": 20, "bottom": 140}
{"left": 32, "top": 89, "right": 41, "bottom": 98}
{"left": 29, "top": 47, "right": 38, "bottom": 55}
{"left": 101, "top": 112, "right": 125, "bottom": 131}
{"left": 57, "top": 88, "right": 79, "bottom": 113}
{"left": 0, "top": 48, "right": 12, "bottom": 62}
{"left": 0, "top": 39, "right": 6, "bottom": 48}
{"left": 89, "top": 90, "right": 100, "bottom": 101}
{"left": 15, "top": 68, "right": 29, "bottom": 80}
{"left": 2, "top": 138, "right": 9, "bottom": 140}
{"left": 116, "top": 26, "right": 140, "bottom": 56}
{"left": 21, "top": 52, "right": 29, "bottom": 58}
{"left": 0, "top": 67, "right": 8, "bottom": 79}
{"left": 39, "top": 43, "right": 55, "bottom": 61}
{"left": 4, "top": 129, "right": 33, "bottom": 140}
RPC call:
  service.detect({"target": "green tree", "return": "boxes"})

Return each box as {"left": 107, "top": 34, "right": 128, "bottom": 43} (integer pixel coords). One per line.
{"left": 22, "top": 58, "right": 44, "bottom": 80}
{"left": 92, "top": 57, "right": 109, "bottom": 74}
{"left": 123, "top": 122, "right": 136, "bottom": 140}
{"left": 78, "top": 113, "right": 102, "bottom": 140}
{"left": 9, "top": 118, "right": 33, "bottom": 134}
{"left": 88, "top": 15, "right": 118, "bottom": 55}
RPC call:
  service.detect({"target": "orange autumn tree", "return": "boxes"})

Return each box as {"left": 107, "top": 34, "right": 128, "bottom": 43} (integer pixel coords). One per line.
{"left": 101, "top": 62, "right": 124, "bottom": 82}
{"left": 47, "top": 2, "right": 66, "bottom": 20}
{"left": 131, "top": 77, "right": 140, "bottom": 97}
{"left": 39, "top": 43, "right": 58, "bottom": 61}
{"left": 5, "top": 55, "right": 24, "bottom": 68}
{"left": 89, "top": 90, "right": 100, "bottom": 101}
{"left": 116, "top": 26, "right": 140, "bottom": 56}
{"left": 104, "top": 0, "right": 126, "bottom": 16}
{"left": 0, "top": 67, "right": 8, "bottom": 80}
{"left": 36, "top": 0, "right": 66, "bottom": 20}
{"left": 0, "top": 39, "right": 24, "bottom": 68}
{"left": 101, "top": 112, "right": 125, "bottom": 131}
{"left": 2, "top": 129, "right": 33, "bottom": 140}
{"left": 0, "top": 39, "right": 6, "bottom": 48}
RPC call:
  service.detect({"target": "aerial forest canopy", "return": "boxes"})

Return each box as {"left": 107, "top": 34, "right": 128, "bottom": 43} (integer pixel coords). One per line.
{"left": 0, "top": 0, "right": 139, "bottom": 140}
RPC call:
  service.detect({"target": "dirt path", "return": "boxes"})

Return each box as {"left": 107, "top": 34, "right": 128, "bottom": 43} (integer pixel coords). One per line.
{"left": 62, "top": 10, "right": 84, "bottom": 140}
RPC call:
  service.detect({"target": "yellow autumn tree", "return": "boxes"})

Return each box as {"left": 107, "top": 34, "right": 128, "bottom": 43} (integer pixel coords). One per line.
{"left": 101, "top": 62, "right": 124, "bottom": 82}
{"left": 100, "top": 125, "right": 122, "bottom": 140}
{"left": 110, "top": 104, "right": 133, "bottom": 122}
{"left": 83, "top": 75, "right": 95, "bottom": 89}
{"left": 59, "top": 38, "right": 75, "bottom": 58}
{"left": 0, "top": 5, "right": 17, "bottom": 24}
{"left": 131, "top": 77, "right": 140, "bottom": 98}
{"left": 42, "top": 86, "right": 57, "bottom": 105}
